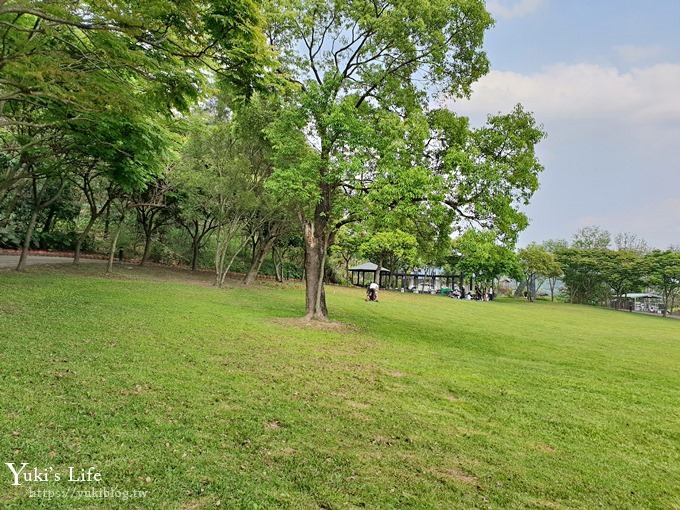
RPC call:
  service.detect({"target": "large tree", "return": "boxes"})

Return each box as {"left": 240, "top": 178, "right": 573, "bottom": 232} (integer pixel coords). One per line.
{"left": 265, "top": 0, "right": 542, "bottom": 320}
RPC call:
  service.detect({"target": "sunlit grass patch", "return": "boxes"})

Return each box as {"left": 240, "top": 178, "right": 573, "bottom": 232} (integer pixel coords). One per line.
{"left": 0, "top": 265, "right": 678, "bottom": 509}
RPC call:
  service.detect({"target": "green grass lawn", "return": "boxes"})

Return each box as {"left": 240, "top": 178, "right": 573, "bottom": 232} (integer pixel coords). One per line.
{"left": 0, "top": 264, "right": 678, "bottom": 509}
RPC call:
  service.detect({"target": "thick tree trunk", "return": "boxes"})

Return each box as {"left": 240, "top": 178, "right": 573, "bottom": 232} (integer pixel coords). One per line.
{"left": 191, "top": 240, "right": 200, "bottom": 271}
{"left": 303, "top": 219, "right": 329, "bottom": 321}
{"left": 140, "top": 230, "right": 153, "bottom": 266}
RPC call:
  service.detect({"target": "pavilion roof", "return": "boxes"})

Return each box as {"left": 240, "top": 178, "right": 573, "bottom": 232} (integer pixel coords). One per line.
{"left": 348, "top": 262, "right": 390, "bottom": 272}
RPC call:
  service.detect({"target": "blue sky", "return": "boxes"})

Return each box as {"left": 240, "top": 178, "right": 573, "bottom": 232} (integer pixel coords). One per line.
{"left": 446, "top": 0, "right": 680, "bottom": 249}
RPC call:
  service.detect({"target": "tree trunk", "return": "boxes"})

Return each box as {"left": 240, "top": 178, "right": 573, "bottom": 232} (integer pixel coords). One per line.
{"left": 16, "top": 209, "right": 39, "bottom": 271}
{"left": 303, "top": 219, "right": 329, "bottom": 321}
{"left": 106, "top": 220, "right": 124, "bottom": 273}
{"left": 273, "top": 245, "right": 283, "bottom": 282}
{"left": 243, "top": 236, "right": 276, "bottom": 285}
{"left": 374, "top": 256, "right": 383, "bottom": 285}
{"left": 74, "top": 214, "right": 99, "bottom": 265}
{"left": 190, "top": 238, "right": 200, "bottom": 271}
{"left": 103, "top": 202, "right": 110, "bottom": 238}
{"left": 106, "top": 209, "right": 127, "bottom": 274}
{"left": 548, "top": 277, "right": 556, "bottom": 302}
{"left": 16, "top": 177, "right": 65, "bottom": 271}
{"left": 42, "top": 207, "right": 56, "bottom": 234}
{"left": 140, "top": 230, "right": 153, "bottom": 266}
{"left": 38, "top": 207, "right": 56, "bottom": 248}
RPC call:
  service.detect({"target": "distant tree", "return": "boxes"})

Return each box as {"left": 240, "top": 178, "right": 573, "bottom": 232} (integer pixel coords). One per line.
{"left": 517, "top": 244, "right": 556, "bottom": 302}
{"left": 545, "top": 258, "right": 563, "bottom": 302}
{"left": 542, "top": 238, "right": 569, "bottom": 253}
{"left": 272, "top": 232, "right": 304, "bottom": 282}
{"left": 360, "top": 230, "right": 419, "bottom": 284}
{"left": 614, "top": 232, "right": 650, "bottom": 255}
{"left": 234, "top": 96, "right": 295, "bottom": 286}
{"left": 556, "top": 248, "right": 610, "bottom": 305}
{"left": 170, "top": 160, "right": 219, "bottom": 271}
{"left": 644, "top": 250, "right": 680, "bottom": 317}
{"left": 332, "top": 227, "right": 363, "bottom": 283}
{"left": 71, "top": 166, "right": 114, "bottom": 265}
{"left": 572, "top": 226, "right": 611, "bottom": 250}
{"left": 540, "top": 240, "right": 566, "bottom": 302}
{"left": 106, "top": 196, "right": 132, "bottom": 273}
{"left": 451, "top": 230, "right": 521, "bottom": 293}
{"left": 182, "top": 120, "right": 258, "bottom": 287}
{"left": 16, "top": 171, "right": 67, "bottom": 270}
{"left": 135, "top": 178, "right": 175, "bottom": 266}
{"left": 600, "top": 250, "right": 645, "bottom": 308}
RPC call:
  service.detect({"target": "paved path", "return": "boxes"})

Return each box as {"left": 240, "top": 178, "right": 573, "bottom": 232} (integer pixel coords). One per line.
{"left": 0, "top": 255, "right": 104, "bottom": 268}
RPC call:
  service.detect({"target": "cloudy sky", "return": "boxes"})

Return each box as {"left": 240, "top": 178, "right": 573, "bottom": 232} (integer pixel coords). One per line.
{"left": 445, "top": 0, "right": 680, "bottom": 249}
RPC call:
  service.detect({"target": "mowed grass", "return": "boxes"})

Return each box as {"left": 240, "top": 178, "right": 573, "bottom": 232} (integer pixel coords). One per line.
{"left": 0, "top": 264, "right": 678, "bottom": 509}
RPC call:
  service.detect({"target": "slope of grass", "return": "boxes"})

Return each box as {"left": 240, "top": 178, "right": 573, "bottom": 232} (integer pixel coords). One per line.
{"left": 0, "top": 264, "right": 678, "bottom": 509}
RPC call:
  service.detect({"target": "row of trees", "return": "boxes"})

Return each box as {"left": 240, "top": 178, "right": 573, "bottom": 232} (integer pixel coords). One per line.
{"left": 444, "top": 225, "right": 680, "bottom": 315}
{"left": 2, "top": 0, "right": 550, "bottom": 320}
{"left": 0, "top": 0, "right": 269, "bottom": 271}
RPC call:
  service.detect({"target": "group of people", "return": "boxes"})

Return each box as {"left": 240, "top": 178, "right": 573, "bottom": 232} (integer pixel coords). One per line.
{"left": 365, "top": 282, "right": 494, "bottom": 302}
{"left": 448, "top": 286, "right": 494, "bottom": 301}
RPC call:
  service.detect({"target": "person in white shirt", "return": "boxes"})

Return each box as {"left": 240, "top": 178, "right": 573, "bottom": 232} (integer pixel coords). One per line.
{"left": 366, "top": 281, "right": 379, "bottom": 302}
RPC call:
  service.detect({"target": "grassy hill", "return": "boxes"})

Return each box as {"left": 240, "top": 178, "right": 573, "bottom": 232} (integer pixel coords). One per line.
{"left": 0, "top": 264, "right": 678, "bottom": 509}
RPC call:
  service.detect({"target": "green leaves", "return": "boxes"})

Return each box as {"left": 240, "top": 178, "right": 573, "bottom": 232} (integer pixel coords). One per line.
{"left": 451, "top": 229, "right": 521, "bottom": 285}
{"left": 434, "top": 104, "right": 546, "bottom": 244}
{"left": 360, "top": 229, "right": 419, "bottom": 270}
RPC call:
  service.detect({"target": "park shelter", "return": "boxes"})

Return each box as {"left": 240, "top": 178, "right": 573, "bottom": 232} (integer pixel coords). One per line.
{"left": 348, "top": 262, "right": 390, "bottom": 286}
{"left": 618, "top": 293, "right": 664, "bottom": 312}
{"left": 349, "top": 263, "right": 463, "bottom": 292}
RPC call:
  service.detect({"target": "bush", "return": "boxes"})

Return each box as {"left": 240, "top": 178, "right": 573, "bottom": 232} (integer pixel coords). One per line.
{"left": 0, "top": 224, "right": 20, "bottom": 248}
{"left": 31, "top": 230, "right": 80, "bottom": 251}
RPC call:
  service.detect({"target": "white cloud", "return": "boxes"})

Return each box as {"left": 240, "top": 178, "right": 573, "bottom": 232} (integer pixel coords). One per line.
{"left": 449, "top": 62, "right": 680, "bottom": 249}
{"left": 447, "top": 63, "right": 680, "bottom": 129}
{"left": 614, "top": 44, "right": 666, "bottom": 64}
{"left": 486, "top": 0, "right": 545, "bottom": 20}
